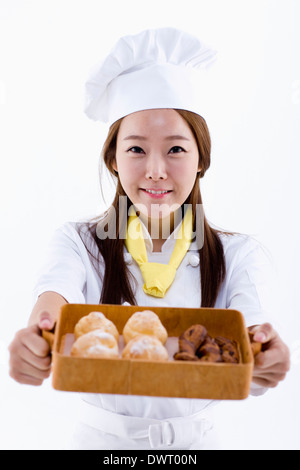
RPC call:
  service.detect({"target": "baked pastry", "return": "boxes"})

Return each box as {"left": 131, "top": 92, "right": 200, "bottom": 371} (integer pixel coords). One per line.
{"left": 74, "top": 311, "right": 119, "bottom": 342}
{"left": 122, "top": 310, "right": 168, "bottom": 345}
{"left": 122, "top": 334, "right": 169, "bottom": 361}
{"left": 174, "top": 324, "right": 207, "bottom": 361}
{"left": 70, "top": 330, "right": 119, "bottom": 358}
{"left": 197, "top": 336, "right": 223, "bottom": 363}
{"left": 214, "top": 336, "right": 239, "bottom": 363}
{"left": 173, "top": 324, "right": 240, "bottom": 364}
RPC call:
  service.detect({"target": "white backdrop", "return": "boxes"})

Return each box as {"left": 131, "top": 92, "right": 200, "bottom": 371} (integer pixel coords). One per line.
{"left": 0, "top": 0, "right": 299, "bottom": 450}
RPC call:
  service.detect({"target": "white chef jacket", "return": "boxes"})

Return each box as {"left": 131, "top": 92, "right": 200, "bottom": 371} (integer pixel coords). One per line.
{"left": 33, "top": 220, "right": 271, "bottom": 449}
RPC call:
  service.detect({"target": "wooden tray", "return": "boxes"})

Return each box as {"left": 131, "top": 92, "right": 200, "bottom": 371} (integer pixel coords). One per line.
{"left": 45, "top": 304, "right": 254, "bottom": 399}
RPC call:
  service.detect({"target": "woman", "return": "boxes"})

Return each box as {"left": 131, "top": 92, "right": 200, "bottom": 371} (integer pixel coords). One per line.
{"left": 8, "top": 28, "right": 290, "bottom": 450}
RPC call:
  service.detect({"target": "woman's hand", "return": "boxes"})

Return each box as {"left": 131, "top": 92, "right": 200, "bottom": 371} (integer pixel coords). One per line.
{"left": 8, "top": 311, "right": 55, "bottom": 386}
{"left": 249, "top": 323, "right": 290, "bottom": 388}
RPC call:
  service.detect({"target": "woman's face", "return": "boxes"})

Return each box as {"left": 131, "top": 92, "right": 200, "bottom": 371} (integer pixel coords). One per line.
{"left": 114, "top": 109, "right": 200, "bottom": 222}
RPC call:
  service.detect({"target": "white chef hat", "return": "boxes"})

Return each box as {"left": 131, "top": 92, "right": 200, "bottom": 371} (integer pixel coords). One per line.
{"left": 84, "top": 27, "right": 217, "bottom": 126}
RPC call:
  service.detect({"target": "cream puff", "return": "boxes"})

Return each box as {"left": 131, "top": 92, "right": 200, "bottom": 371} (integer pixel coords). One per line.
{"left": 122, "top": 310, "right": 168, "bottom": 345}
{"left": 122, "top": 334, "right": 169, "bottom": 361}
{"left": 70, "top": 330, "right": 119, "bottom": 358}
{"left": 74, "top": 311, "right": 119, "bottom": 342}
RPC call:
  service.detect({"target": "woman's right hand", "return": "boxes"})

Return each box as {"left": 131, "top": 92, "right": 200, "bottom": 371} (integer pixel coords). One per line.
{"left": 8, "top": 311, "right": 55, "bottom": 386}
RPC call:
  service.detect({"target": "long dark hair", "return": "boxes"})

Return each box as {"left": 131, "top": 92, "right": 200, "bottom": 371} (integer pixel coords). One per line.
{"left": 79, "top": 109, "right": 227, "bottom": 307}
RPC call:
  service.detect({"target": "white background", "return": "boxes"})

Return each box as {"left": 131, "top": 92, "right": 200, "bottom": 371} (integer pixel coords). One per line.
{"left": 0, "top": 0, "right": 299, "bottom": 450}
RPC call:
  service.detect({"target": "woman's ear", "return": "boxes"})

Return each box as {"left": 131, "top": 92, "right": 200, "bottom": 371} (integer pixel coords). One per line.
{"left": 197, "top": 166, "right": 204, "bottom": 178}
{"left": 112, "top": 160, "right": 118, "bottom": 173}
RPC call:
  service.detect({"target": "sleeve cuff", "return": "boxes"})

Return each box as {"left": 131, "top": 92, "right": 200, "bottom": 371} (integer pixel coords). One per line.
{"left": 250, "top": 381, "right": 268, "bottom": 396}
{"left": 32, "top": 283, "right": 86, "bottom": 306}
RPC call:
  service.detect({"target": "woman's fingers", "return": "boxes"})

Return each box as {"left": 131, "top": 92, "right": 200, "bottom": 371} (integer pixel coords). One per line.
{"left": 251, "top": 323, "right": 275, "bottom": 343}
{"left": 19, "top": 325, "right": 51, "bottom": 358}
{"left": 8, "top": 322, "right": 53, "bottom": 385}
{"left": 249, "top": 323, "right": 290, "bottom": 388}
{"left": 16, "top": 342, "right": 51, "bottom": 370}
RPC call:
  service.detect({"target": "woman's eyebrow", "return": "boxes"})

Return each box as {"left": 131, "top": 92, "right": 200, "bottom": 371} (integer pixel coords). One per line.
{"left": 123, "top": 135, "right": 190, "bottom": 141}
{"left": 164, "top": 135, "right": 190, "bottom": 141}
{"left": 123, "top": 135, "right": 147, "bottom": 141}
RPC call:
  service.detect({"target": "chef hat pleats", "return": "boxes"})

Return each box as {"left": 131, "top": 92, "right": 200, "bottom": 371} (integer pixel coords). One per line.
{"left": 84, "top": 27, "right": 217, "bottom": 125}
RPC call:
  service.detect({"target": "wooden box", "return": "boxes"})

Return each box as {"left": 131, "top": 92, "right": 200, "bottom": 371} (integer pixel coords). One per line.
{"left": 46, "top": 304, "right": 254, "bottom": 400}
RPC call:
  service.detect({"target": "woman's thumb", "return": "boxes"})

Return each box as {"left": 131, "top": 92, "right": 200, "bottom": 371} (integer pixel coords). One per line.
{"left": 38, "top": 311, "right": 55, "bottom": 331}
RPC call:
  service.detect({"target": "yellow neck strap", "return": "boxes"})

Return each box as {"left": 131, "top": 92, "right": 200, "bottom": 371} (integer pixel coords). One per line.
{"left": 125, "top": 207, "right": 193, "bottom": 298}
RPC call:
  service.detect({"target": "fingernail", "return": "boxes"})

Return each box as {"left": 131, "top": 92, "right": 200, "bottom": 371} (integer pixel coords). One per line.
{"left": 39, "top": 319, "right": 52, "bottom": 330}
{"left": 254, "top": 332, "right": 266, "bottom": 342}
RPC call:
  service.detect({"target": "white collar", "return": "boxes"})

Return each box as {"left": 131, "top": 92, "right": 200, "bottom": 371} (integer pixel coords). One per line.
{"left": 138, "top": 217, "right": 199, "bottom": 254}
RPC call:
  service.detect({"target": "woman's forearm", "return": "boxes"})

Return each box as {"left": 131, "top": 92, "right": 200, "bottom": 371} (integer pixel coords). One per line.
{"left": 28, "top": 291, "right": 68, "bottom": 327}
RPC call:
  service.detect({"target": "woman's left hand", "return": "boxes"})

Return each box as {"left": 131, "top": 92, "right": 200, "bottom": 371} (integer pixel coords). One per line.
{"left": 248, "top": 323, "right": 290, "bottom": 388}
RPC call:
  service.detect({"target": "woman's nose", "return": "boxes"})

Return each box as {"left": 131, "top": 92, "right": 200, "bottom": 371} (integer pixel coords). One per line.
{"left": 145, "top": 154, "right": 167, "bottom": 180}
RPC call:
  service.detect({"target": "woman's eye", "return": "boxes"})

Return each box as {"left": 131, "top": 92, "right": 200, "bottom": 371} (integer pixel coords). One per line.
{"left": 169, "top": 146, "right": 185, "bottom": 154}
{"left": 127, "top": 146, "right": 144, "bottom": 154}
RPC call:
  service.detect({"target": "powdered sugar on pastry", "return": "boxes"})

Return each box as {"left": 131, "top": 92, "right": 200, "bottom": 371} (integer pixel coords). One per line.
{"left": 122, "top": 334, "right": 169, "bottom": 361}
{"left": 74, "top": 311, "right": 119, "bottom": 341}
{"left": 70, "top": 329, "right": 119, "bottom": 358}
{"left": 122, "top": 310, "right": 168, "bottom": 345}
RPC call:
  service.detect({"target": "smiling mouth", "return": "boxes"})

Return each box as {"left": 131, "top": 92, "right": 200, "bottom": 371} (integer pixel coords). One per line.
{"left": 141, "top": 189, "right": 172, "bottom": 195}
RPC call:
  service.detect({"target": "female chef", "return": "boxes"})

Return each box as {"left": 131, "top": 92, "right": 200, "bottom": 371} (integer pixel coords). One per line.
{"left": 8, "top": 28, "right": 290, "bottom": 450}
